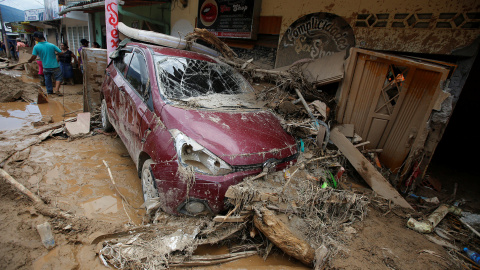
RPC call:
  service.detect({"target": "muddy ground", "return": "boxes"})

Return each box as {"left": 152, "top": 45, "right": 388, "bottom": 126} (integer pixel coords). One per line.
{"left": 0, "top": 69, "right": 477, "bottom": 269}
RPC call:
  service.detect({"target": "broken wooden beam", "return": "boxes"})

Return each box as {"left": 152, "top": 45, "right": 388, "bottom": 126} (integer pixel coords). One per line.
{"left": 29, "top": 117, "right": 76, "bottom": 135}
{"left": 213, "top": 214, "right": 251, "bottom": 223}
{"left": 168, "top": 251, "right": 257, "bottom": 267}
{"left": 330, "top": 127, "right": 413, "bottom": 209}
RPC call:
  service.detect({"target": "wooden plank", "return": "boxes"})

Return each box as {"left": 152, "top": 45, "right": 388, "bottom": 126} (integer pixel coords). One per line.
{"left": 330, "top": 128, "right": 413, "bottom": 209}
{"left": 213, "top": 214, "right": 251, "bottom": 223}
{"left": 301, "top": 50, "right": 346, "bottom": 86}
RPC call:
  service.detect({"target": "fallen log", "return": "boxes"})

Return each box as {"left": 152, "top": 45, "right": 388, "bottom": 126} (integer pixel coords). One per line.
{"left": 253, "top": 207, "right": 315, "bottom": 266}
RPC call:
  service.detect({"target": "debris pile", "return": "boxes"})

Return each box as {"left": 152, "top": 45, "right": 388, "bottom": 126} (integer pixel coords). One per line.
{"left": 0, "top": 29, "right": 478, "bottom": 270}
{"left": 224, "top": 158, "right": 370, "bottom": 266}
{"left": 93, "top": 151, "right": 370, "bottom": 269}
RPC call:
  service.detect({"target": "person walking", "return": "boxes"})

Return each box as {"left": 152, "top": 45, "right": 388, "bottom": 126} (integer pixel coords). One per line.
{"left": 8, "top": 41, "right": 17, "bottom": 61}
{"left": 77, "top": 38, "right": 89, "bottom": 73}
{"left": 0, "top": 41, "right": 5, "bottom": 56}
{"left": 16, "top": 38, "right": 26, "bottom": 59}
{"left": 27, "top": 31, "right": 64, "bottom": 96}
{"left": 58, "top": 42, "right": 78, "bottom": 85}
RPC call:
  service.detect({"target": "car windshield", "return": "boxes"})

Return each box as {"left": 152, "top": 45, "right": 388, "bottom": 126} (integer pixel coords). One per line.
{"left": 155, "top": 55, "right": 252, "bottom": 100}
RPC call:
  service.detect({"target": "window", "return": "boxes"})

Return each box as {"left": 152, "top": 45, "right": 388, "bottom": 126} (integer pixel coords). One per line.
{"left": 67, "top": 26, "right": 89, "bottom": 55}
{"left": 126, "top": 51, "right": 149, "bottom": 97}
{"left": 114, "top": 50, "right": 133, "bottom": 76}
{"left": 155, "top": 56, "right": 252, "bottom": 100}
{"left": 375, "top": 64, "right": 409, "bottom": 116}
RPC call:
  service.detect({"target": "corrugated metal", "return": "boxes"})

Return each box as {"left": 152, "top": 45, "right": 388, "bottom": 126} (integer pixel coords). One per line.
{"left": 380, "top": 69, "right": 440, "bottom": 170}
{"left": 343, "top": 55, "right": 389, "bottom": 136}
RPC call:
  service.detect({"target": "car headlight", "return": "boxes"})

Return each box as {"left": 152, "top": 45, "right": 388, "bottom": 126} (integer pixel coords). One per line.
{"left": 170, "top": 129, "right": 232, "bottom": 175}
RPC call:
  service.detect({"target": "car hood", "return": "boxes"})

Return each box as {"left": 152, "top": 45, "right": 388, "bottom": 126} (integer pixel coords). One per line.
{"left": 161, "top": 105, "right": 297, "bottom": 165}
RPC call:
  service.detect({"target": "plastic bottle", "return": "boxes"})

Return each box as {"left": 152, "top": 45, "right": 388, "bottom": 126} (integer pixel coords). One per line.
{"left": 36, "top": 222, "right": 55, "bottom": 249}
{"left": 464, "top": 247, "right": 480, "bottom": 264}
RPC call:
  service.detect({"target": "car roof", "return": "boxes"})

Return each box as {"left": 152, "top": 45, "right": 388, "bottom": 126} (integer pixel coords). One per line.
{"left": 126, "top": 42, "right": 218, "bottom": 63}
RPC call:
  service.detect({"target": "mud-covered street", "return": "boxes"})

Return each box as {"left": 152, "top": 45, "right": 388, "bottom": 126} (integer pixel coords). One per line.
{"left": 2, "top": 68, "right": 478, "bottom": 270}
{"left": 0, "top": 70, "right": 313, "bottom": 269}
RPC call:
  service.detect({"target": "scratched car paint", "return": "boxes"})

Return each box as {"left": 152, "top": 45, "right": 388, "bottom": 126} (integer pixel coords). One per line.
{"left": 101, "top": 42, "right": 298, "bottom": 215}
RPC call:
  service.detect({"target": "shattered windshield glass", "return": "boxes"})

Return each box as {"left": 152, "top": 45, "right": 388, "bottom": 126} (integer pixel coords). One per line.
{"left": 155, "top": 55, "right": 253, "bottom": 101}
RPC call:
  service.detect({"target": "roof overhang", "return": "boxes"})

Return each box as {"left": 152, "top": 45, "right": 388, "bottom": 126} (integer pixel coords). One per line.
{"left": 59, "top": 0, "right": 170, "bottom": 16}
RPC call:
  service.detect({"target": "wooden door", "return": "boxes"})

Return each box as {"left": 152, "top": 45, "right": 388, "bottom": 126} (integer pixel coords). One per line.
{"left": 337, "top": 48, "right": 449, "bottom": 173}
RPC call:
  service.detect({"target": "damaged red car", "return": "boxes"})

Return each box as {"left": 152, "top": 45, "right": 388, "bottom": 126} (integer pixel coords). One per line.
{"left": 101, "top": 42, "right": 298, "bottom": 216}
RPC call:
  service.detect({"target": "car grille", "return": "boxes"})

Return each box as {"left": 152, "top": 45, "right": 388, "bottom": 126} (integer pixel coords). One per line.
{"left": 231, "top": 153, "right": 298, "bottom": 172}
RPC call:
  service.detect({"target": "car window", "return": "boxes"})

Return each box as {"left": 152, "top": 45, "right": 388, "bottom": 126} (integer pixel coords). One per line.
{"left": 114, "top": 50, "right": 133, "bottom": 76}
{"left": 154, "top": 56, "right": 252, "bottom": 100}
{"left": 126, "top": 50, "right": 149, "bottom": 97}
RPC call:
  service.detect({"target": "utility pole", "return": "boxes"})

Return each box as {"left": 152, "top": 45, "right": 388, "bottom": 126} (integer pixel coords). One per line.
{"left": 0, "top": 6, "right": 12, "bottom": 58}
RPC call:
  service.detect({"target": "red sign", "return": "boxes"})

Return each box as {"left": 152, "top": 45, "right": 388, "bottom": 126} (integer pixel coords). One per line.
{"left": 197, "top": 0, "right": 261, "bottom": 39}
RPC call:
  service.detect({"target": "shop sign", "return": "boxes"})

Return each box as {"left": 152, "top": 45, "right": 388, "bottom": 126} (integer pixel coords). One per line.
{"left": 10, "top": 23, "right": 37, "bottom": 34}
{"left": 197, "top": 0, "right": 261, "bottom": 39}
{"left": 24, "top": 9, "right": 45, "bottom": 21}
{"left": 276, "top": 12, "right": 355, "bottom": 68}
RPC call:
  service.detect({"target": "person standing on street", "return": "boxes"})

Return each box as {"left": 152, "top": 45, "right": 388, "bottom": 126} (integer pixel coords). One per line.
{"left": 8, "top": 41, "right": 17, "bottom": 61}
{"left": 0, "top": 41, "right": 5, "bottom": 56}
{"left": 27, "top": 31, "right": 64, "bottom": 96}
{"left": 58, "top": 42, "right": 78, "bottom": 85}
{"left": 16, "top": 38, "right": 26, "bottom": 59}
{"left": 77, "top": 38, "right": 89, "bottom": 73}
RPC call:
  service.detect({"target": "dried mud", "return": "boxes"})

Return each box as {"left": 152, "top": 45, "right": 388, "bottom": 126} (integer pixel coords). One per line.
{"left": 0, "top": 72, "right": 42, "bottom": 103}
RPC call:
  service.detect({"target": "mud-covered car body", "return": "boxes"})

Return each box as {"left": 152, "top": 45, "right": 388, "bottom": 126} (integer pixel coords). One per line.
{"left": 101, "top": 42, "right": 297, "bottom": 215}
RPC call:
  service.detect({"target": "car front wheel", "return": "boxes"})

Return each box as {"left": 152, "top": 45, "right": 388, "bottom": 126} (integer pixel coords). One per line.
{"left": 101, "top": 99, "right": 114, "bottom": 132}
{"left": 141, "top": 159, "right": 159, "bottom": 203}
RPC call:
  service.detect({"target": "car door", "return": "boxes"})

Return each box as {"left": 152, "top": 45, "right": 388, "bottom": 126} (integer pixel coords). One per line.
{"left": 121, "top": 48, "right": 155, "bottom": 166}
{"left": 105, "top": 48, "right": 133, "bottom": 129}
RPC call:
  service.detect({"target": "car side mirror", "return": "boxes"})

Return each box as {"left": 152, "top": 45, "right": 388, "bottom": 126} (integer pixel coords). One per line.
{"left": 146, "top": 88, "right": 153, "bottom": 111}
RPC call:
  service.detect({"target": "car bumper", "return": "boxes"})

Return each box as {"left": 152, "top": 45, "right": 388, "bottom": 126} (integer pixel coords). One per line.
{"left": 151, "top": 159, "right": 295, "bottom": 215}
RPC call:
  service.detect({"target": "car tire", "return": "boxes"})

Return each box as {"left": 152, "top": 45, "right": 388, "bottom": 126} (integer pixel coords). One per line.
{"left": 141, "top": 159, "right": 159, "bottom": 203}
{"left": 101, "top": 99, "right": 114, "bottom": 132}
